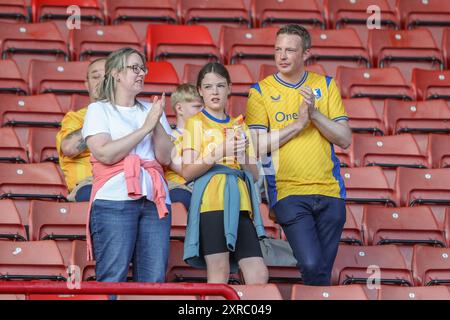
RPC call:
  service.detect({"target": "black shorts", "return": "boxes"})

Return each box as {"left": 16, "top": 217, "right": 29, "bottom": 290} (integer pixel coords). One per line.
{"left": 199, "top": 210, "right": 263, "bottom": 263}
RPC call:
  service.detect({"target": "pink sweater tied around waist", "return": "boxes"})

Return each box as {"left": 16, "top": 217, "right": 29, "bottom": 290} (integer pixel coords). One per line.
{"left": 85, "top": 154, "right": 169, "bottom": 261}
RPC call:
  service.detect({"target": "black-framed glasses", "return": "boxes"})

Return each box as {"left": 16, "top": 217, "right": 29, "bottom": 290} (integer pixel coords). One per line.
{"left": 126, "top": 65, "right": 148, "bottom": 75}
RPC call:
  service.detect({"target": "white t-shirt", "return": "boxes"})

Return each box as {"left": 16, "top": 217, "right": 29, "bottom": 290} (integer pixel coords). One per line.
{"left": 82, "top": 100, "right": 172, "bottom": 203}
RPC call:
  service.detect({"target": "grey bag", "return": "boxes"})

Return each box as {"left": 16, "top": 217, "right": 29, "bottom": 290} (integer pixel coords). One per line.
{"left": 259, "top": 238, "right": 298, "bottom": 267}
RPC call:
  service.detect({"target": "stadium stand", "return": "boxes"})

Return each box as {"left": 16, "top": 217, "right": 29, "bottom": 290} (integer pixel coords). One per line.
{"left": 412, "top": 245, "right": 450, "bottom": 286}
{"left": 0, "top": 60, "right": 28, "bottom": 95}
{"left": 0, "top": 0, "right": 28, "bottom": 24}
{"left": 342, "top": 98, "right": 386, "bottom": 135}
{"left": 412, "top": 68, "right": 450, "bottom": 101}
{"left": 0, "top": 127, "right": 28, "bottom": 163}
{"left": 0, "top": 199, "right": 27, "bottom": 241}
{"left": 27, "top": 127, "right": 59, "bottom": 163}
{"left": 429, "top": 134, "right": 450, "bottom": 168}
{"left": 378, "top": 285, "right": 450, "bottom": 300}
{"left": 291, "top": 284, "right": 368, "bottom": 300}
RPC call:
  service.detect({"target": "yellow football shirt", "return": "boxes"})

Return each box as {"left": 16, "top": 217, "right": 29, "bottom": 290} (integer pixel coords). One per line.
{"left": 245, "top": 71, "right": 348, "bottom": 206}
{"left": 183, "top": 109, "right": 255, "bottom": 213}
{"left": 165, "top": 128, "right": 187, "bottom": 186}
{"left": 55, "top": 107, "right": 92, "bottom": 192}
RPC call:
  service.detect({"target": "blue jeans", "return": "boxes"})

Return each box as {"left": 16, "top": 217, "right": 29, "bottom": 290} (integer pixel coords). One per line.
{"left": 169, "top": 188, "right": 192, "bottom": 211}
{"left": 273, "top": 195, "right": 346, "bottom": 286}
{"left": 90, "top": 197, "right": 171, "bottom": 283}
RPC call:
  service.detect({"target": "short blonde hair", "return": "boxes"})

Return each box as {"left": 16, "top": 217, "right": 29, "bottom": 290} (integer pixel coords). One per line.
{"left": 170, "top": 83, "right": 201, "bottom": 115}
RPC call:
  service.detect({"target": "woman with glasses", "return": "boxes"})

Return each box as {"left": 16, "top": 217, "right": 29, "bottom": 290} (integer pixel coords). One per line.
{"left": 82, "top": 47, "right": 174, "bottom": 283}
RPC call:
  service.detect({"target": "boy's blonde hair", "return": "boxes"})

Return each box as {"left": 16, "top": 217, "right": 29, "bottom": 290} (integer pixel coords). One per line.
{"left": 170, "top": 83, "right": 201, "bottom": 115}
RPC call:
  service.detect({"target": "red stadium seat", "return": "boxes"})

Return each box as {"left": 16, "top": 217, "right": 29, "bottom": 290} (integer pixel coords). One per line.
{"left": 368, "top": 29, "right": 443, "bottom": 82}
{"left": 70, "top": 24, "right": 141, "bottom": 61}
{"left": 220, "top": 26, "right": 278, "bottom": 80}
{"left": 291, "top": 284, "right": 368, "bottom": 300}
{"left": 28, "top": 60, "right": 90, "bottom": 112}
{"left": 69, "top": 93, "right": 91, "bottom": 111}
{"left": 251, "top": 0, "right": 324, "bottom": 29}
{"left": 29, "top": 200, "right": 87, "bottom": 265}
{"left": 142, "top": 61, "right": 179, "bottom": 97}
{"left": 146, "top": 24, "right": 220, "bottom": 79}
{"left": 205, "top": 284, "right": 283, "bottom": 300}
{"left": 412, "top": 245, "right": 450, "bottom": 286}
{"left": 0, "top": 240, "right": 67, "bottom": 281}
{"left": 378, "top": 285, "right": 450, "bottom": 300}
{"left": 0, "top": 93, "right": 64, "bottom": 129}
{"left": 336, "top": 67, "right": 415, "bottom": 116}
{"left": 29, "top": 294, "right": 109, "bottom": 300}
{"left": 352, "top": 134, "right": 429, "bottom": 169}
{"left": 0, "top": 127, "right": 28, "bottom": 163}
{"left": 396, "top": 167, "right": 450, "bottom": 207}
{"left": 398, "top": 0, "right": 450, "bottom": 49}
{"left": 445, "top": 207, "right": 450, "bottom": 247}
{"left": 384, "top": 99, "right": 450, "bottom": 135}
{"left": 0, "top": 199, "right": 27, "bottom": 241}
{"left": 166, "top": 240, "right": 242, "bottom": 284}
{"left": 258, "top": 63, "right": 326, "bottom": 81}
{"left": 324, "top": 0, "right": 398, "bottom": 45}
{"left": 341, "top": 205, "right": 363, "bottom": 245}
{"left": 170, "top": 202, "right": 187, "bottom": 241}
{"left": 362, "top": 205, "right": 446, "bottom": 247}
{"left": 182, "top": 64, "right": 253, "bottom": 96}
{"left": 334, "top": 144, "right": 352, "bottom": 168}
{"left": 342, "top": 98, "right": 386, "bottom": 136}
{"left": 428, "top": 134, "right": 450, "bottom": 168}
{"left": 332, "top": 245, "right": 413, "bottom": 286}
{"left": 229, "top": 95, "right": 247, "bottom": 118}
{"left": 105, "top": 0, "right": 177, "bottom": 42}
{"left": 0, "top": 22, "right": 67, "bottom": 78}
{"left": 442, "top": 28, "right": 450, "bottom": 69}
{"left": 412, "top": 68, "right": 450, "bottom": 101}
{"left": 308, "top": 29, "right": 370, "bottom": 78}
{"left": 69, "top": 240, "right": 95, "bottom": 281}
{"left": 0, "top": 60, "right": 28, "bottom": 95}
{"left": 259, "top": 203, "right": 281, "bottom": 239}
{"left": 341, "top": 166, "right": 397, "bottom": 207}
{"left": 178, "top": 0, "right": 250, "bottom": 45}
{"left": 0, "top": 0, "right": 28, "bottom": 23}
{"left": 31, "top": 0, "right": 105, "bottom": 40}
{"left": 27, "top": 127, "right": 59, "bottom": 163}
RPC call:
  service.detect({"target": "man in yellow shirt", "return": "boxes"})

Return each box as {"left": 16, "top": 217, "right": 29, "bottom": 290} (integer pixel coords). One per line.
{"left": 56, "top": 58, "right": 106, "bottom": 201}
{"left": 245, "top": 24, "right": 352, "bottom": 286}
{"left": 165, "top": 83, "right": 203, "bottom": 210}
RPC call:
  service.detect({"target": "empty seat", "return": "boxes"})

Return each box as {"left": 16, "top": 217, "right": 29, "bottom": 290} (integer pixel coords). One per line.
{"left": 0, "top": 199, "right": 27, "bottom": 241}
{"left": 443, "top": 28, "right": 450, "bottom": 69}
{"left": 291, "top": 284, "right": 368, "bottom": 300}
{"left": 308, "top": 29, "right": 370, "bottom": 78}
{"left": 69, "top": 93, "right": 91, "bottom": 112}
{"left": 0, "top": 127, "right": 28, "bottom": 163}
{"left": 228, "top": 95, "right": 247, "bottom": 118}
{"left": 146, "top": 24, "right": 220, "bottom": 79}
{"left": 32, "top": 0, "right": 105, "bottom": 40}
{"left": 251, "top": 0, "right": 324, "bottom": 29}
{"left": 332, "top": 245, "right": 413, "bottom": 286}
{"left": 29, "top": 200, "right": 87, "bottom": 265}
{"left": 396, "top": 167, "right": 450, "bottom": 207}
{"left": 0, "top": 93, "right": 64, "bottom": 128}
{"left": 324, "top": 0, "right": 398, "bottom": 45}
{"left": 69, "top": 240, "right": 95, "bottom": 281}
{"left": 179, "top": 0, "right": 250, "bottom": 45}
{"left": 0, "top": 0, "right": 28, "bottom": 23}
{"left": 341, "top": 205, "right": 363, "bottom": 245}
{"left": 0, "top": 60, "right": 28, "bottom": 95}
{"left": 368, "top": 29, "right": 443, "bottom": 82}
{"left": 206, "top": 284, "right": 283, "bottom": 300}
{"left": 429, "top": 134, "right": 450, "bottom": 168}
{"left": 258, "top": 63, "right": 326, "bottom": 81}
{"left": 182, "top": 64, "right": 253, "bottom": 96}
{"left": 412, "top": 245, "right": 450, "bottom": 286}
{"left": 378, "top": 285, "right": 450, "bottom": 300}
{"left": 0, "top": 22, "right": 68, "bottom": 78}
{"left": 412, "top": 68, "right": 450, "bottom": 101}
{"left": 105, "top": 0, "right": 177, "bottom": 42}
{"left": 398, "top": 0, "right": 450, "bottom": 49}
{"left": 0, "top": 240, "right": 67, "bottom": 281}
{"left": 259, "top": 203, "right": 281, "bottom": 239}
{"left": 352, "top": 134, "right": 429, "bottom": 169}
{"left": 342, "top": 98, "right": 385, "bottom": 135}
{"left": 28, "top": 60, "right": 90, "bottom": 112}
{"left": 363, "top": 205, "right": 446, "bottom": 247}
{"left": 142, "top": 61, "right": 179, "bottom": 97}
{"left": 27, "top": 127, "right": 59, "bottom": 163}
{"left": 70, "top": 24, "right": 141, "bottom": 61}
{"left": 384, "top": 99, "right": 450, "bottom": 135}
{"left": 220, "top": 26, "right": 278, "bottom": 80}
{"left": 341, "top": 166, "right": 397, "bottom": 206}
{"left": 170, "top": 202, "right": 187, "bottom": 241}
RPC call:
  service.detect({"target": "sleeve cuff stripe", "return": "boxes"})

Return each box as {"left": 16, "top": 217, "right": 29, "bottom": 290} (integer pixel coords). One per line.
{"left": 248, "top": 125, "right": 268, "bottom": 130}
{"left": 333, "top": 116, "right": 349, "bottom": 122}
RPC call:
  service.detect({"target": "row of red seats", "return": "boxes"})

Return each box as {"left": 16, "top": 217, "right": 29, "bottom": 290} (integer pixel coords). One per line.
{"left": 5, "top": 0, "right": 450, "bottom": 46}
{"left": 1, "top": 238, "right": 449, "bottom": 297}
{"left": 3, "top": 19, "right": 450, "bottom": 81}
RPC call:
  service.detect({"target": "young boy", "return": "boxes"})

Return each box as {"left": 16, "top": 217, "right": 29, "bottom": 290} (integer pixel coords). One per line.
{"left": 166, "top": 84, "right": 203, "bottom": 210}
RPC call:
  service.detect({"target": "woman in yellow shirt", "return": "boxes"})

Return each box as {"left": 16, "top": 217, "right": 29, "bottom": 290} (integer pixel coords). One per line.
{"left": 182, "top": 62, "right": 268, "bottom": 284}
